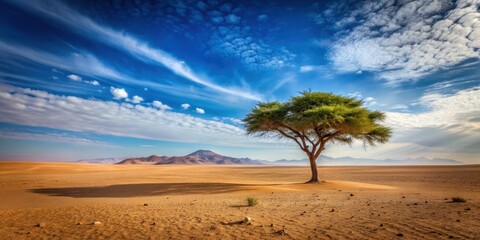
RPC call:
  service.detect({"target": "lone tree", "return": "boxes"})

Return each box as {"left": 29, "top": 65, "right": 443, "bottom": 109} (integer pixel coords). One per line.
{"left": 244, "top": 91, "right": 392, "bottom": 183}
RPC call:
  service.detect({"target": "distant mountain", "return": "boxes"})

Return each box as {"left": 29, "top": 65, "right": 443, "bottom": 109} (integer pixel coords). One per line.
{"left": 117, "top": 150, "right": 264, "bottom": 165}
{"left": 268, "top": 156, "right": 463, "bottom": 165}
{"left": 76, "top": 157, "right": 127, "bottom": 164}
{"left": 116, "top": 155, "right": 169, "bottom": 165}
{"left": 80, "top": 151, "right": 463, "bottom": 166}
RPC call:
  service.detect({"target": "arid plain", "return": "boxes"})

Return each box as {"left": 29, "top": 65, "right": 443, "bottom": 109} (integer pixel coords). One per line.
{"left": 0, "top": 162, "right": 479, "bottom": 239}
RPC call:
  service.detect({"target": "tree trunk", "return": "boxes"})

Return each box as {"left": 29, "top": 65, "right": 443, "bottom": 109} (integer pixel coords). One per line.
{"left": 306, "top": 155, "right": 319, "bottom": 183}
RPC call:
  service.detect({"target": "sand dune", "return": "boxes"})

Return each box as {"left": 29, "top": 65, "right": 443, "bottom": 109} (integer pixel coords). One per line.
{"left": 0, "top": 162, "right": 479, "bottom": 239}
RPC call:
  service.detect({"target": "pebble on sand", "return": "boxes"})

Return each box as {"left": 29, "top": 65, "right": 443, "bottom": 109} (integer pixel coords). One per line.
{"left": 35, "top": 222, "right": 46, "bottom": 228}
{"left": 93, "top": 221, "right": 102, "bottom": 225}
{"left": 244, "top": 216, "right": 252, "bottom": 223}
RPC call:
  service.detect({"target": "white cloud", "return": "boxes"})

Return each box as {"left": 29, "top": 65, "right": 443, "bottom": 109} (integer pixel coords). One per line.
{"left": 327, "top": 0, "right": 480, "bottom": 83}
{"left": 0, "top": 84, "right": 478, "bottom": 162}
{"left": 347, "top": 92, "right": 376, "bottom": 106}
{"left": 181, "top": 103, "right": 190, "bottom": 110}
{"left": 386, "top": 87, "right": 480, "bottom": 130}
{"left": 380, "top": 87, "right": 480, "bottom": 162}
{"left": 67, "top": 74, "right": 100, "bottom": 86}
{"left": 0, "top": 40, "right": 244, "bottom": 103}
{"left": 129, "top": 95, "right": 144, "bottom": 104}
{"left": 347, "top": 92, "right": 363, "bottom": 99}
{"left": 223, "top": 117, "right": 243, "bottom": 125}
{"left": 323, "top": 87, "right": 480, "bottom": 163}
{"left": 363, "top": 97, "right": 376, "bottom": 106}
{"left": 196, "top": 108, "right": 205, "bottom": 114}
{"left": 208, "top": 25, "right": 295, "bottom": 70}
{"left": 0, "top": 85, "right": 277, "bottom": 147}
{"left": 110, "top": 87, "right": 128, "bottom": 100}
{"left": 67, "top": 74, "right": 81, "bottom": 81}
{"left": 152, "top": 100, "right": 172, "bottom": 111}
{"left": 86, "top": 80, "right": 100, "bottom": 86}
{"left": 189, "top": 5, "right": 293, "bottom": 70}
{"left": 5, "top": 40, "right": 243, "bottom": 104}
{"left": 9, "top": 0, "right": 262, "bottom": 101}
{"left": 298, "top": 65, "right": 334, "bottom": 77}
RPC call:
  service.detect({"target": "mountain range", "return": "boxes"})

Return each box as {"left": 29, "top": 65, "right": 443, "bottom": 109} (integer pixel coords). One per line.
{"left": 77, "top": 150, "right": 463, "bottom": 165}
{"left": 272, "top": 155, "right": 463, "bottom": 165}
{"left": 76, "top": 157, "right": 127, "bottom": 164}
{"left": 116, "top": 150, "right": 263, "bottom": 165}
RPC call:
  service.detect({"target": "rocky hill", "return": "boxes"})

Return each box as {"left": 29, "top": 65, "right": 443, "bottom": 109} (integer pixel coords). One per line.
{"left": 117, "top": 150, "right": 263, "bottom": 165}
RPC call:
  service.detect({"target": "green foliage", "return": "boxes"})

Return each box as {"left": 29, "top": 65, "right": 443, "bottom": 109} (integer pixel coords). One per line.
{"left": 246, "top": 196, "right": 258, "bottom": 206}
{"left": 451, "top": 197, "right": 466, "bottom": 203}
{"left": 243, "top": 91, "right": 392, "bottom": 148}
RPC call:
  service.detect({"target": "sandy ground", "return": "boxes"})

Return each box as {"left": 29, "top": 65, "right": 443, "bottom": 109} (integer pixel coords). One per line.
{"left": 0, "top": 162, "right": 479, "bottom": 239}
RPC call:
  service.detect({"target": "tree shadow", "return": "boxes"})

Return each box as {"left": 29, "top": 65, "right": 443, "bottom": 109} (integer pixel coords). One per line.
{"left": 29, "top": 182, "right": 272, "bottom": 198}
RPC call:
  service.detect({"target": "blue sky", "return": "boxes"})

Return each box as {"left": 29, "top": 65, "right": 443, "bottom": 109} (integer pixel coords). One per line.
{"left": 0, "top": 0, "right": 479, "bottom": 163}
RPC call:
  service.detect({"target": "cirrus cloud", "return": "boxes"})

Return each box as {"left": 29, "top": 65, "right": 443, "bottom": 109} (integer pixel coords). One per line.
{"left": 7, "top": 0, "right": 262, "bottom": 101}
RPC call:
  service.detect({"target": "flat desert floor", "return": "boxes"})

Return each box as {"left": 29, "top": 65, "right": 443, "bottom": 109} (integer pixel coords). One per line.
{"left": 0, "top": 162, "right": 479, "bottom": 239}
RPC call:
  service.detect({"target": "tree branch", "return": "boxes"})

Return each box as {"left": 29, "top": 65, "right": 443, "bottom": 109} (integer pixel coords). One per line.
{"left": 303, "top": 130, "right": 315, "bottom": 146}
{"left": 280, "top": 123, "right": 302, "bottom": 138}
{"left": 278, "top": 124, "right": 313, "bottom": 155}
{"left": 314, "top": 141, "right": 326, "bottom": 159}
{"left": 275, "top": 128, "right": 306, "bottom": 152}
{"left": 322, "top": 130, "right": 340, "bottom": 141}
{"left": 313, "top": 127, "right": 324, "bottom": 145}
{"left": 299, "top": 135, "right": 310, "bottom": 154}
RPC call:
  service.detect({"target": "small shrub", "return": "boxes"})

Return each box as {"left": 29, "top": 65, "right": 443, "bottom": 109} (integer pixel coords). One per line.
{"left": 451, "top": 197, "right": 466, "bottom": 203}
{"left": 246, "top": 196, "right": 258, "bottom": 206}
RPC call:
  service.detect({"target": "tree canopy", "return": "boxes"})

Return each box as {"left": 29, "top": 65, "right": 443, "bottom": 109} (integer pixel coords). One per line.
{"left": 244, "top": 91, "right": 392, "bottom": 183}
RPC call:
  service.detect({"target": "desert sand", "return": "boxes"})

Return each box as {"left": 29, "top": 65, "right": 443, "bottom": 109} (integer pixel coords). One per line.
{"left": 0, "top": 162, "right": 479, "bottom": 239}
